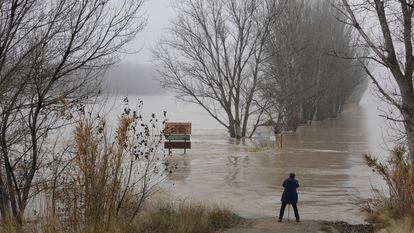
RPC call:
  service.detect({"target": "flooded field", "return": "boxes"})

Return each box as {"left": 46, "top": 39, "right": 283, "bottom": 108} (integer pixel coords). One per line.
{"left": 111, "top": 93, "right": 390, "bottom": 224}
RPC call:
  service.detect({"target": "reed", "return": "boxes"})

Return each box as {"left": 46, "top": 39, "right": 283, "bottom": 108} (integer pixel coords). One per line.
{"left": 134, "top": 200, "right": 241, "bottom": 233}
{"left": 0, "top": 99, "right": 240, "bottom": 233}
{"left": 360, "top": 146, "right": 414, "bottom": 231}
{"left": 0, "top": 200, "right": 240, "bottom": 233}
{"left": 247, "top": 139, "right": 277, "bottom": 153}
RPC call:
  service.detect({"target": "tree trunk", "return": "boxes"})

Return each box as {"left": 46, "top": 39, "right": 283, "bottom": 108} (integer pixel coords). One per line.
{"left": 399, "top": 74, "right": 414, "bottom": 161}
{"left": 228, "top": 120, "right": 236, "bottom": 138}
{"left": 228, "top": 119, "right": 243, "bottom": 139}
{"left": 0, "top": 179, "right": 9, "bottom": 221}
{"left": 406, "top": 121, "right": 414, "bottom": 161}
{"left": 402, "top": 92, "right": 414, "bottom": 162}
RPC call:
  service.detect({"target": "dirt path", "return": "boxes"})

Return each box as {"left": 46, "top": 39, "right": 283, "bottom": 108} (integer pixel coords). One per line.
{"left": 222, "top": 218, "right": 374, "bottom": 233}
{"left": 223, "top": 218, "right": 326, "bottom": 233}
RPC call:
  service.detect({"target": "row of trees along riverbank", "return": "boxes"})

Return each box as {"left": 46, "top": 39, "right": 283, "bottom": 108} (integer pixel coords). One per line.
{"left": 154, "top": 0, "right": 368, "bottom": 139}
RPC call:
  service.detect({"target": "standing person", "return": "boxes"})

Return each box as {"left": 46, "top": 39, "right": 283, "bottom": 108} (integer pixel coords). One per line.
{"left": 278, "top": 172, "right": 300, "bottom": 222}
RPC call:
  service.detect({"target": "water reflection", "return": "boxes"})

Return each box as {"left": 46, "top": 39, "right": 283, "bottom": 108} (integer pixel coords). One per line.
{"left": 166, "top": 155, "right": 191, "bottom": 182}
{"left": 225, "top": 155, "right": 241, "bottom": 186}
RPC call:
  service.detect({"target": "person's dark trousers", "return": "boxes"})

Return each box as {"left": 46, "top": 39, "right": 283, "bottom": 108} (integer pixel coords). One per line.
{"left": 278, "top": 202, "right": 300, "bottom": 220}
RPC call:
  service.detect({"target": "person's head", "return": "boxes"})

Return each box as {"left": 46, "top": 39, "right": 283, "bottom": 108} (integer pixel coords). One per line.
{"left": 289, "top": 172, "right": 295, "bottom": 179}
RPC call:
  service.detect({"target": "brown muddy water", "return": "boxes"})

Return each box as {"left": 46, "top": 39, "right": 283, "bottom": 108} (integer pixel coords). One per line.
{"left": 115, "top": 93, "right": 391, "bottom": 224}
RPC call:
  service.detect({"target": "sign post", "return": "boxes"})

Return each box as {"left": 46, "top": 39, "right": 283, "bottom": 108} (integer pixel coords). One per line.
{"left": 277, "top": 133, "right": 283, "bottom": 150}
{"left": 274, "top": 127, "right": 283, "bottom": 150}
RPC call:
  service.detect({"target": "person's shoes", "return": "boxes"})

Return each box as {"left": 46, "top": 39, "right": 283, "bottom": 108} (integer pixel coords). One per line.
{"left": 296, "top": 219, "right": 300, "bottom": 222}
{"left": 278, "top": 219, "right": 282, "bottom": 222}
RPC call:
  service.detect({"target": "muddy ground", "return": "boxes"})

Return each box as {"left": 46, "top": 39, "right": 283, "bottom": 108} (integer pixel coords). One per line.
{"left": 222, "top": 218, "right": 374, "bottom": 233}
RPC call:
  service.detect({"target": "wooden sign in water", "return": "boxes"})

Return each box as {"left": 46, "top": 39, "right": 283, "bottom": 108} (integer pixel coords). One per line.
{"left": 165, "top": 122, "right": 192, "bottom": 135}
{"left": 164, "top": 141, "right": 191, "bottom": 149}
{"left": 164, "top": 122, "right": 192, "bottom": 153}
{"left": 165, "top": 135, "right": 191, "bottom": 141}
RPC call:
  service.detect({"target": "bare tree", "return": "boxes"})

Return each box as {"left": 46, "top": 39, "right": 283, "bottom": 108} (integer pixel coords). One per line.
{"left": 336, "top": 0, "right": 414, "bottom": 160}
{"left": 154, "top": 0, "right": 278, "bottom": 138}
{"left": 0, "top": 0, "right": 146, "bottom": 224}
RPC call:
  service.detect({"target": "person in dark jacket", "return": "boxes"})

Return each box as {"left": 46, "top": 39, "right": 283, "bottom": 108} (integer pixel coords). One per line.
{"left": 278, "top": 172, "right": 300, "bottom": 222}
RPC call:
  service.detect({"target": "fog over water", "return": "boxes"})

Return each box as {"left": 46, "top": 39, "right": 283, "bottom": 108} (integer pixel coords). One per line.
{"left": 104, "top": 88, "right": 392, "bottom": 224}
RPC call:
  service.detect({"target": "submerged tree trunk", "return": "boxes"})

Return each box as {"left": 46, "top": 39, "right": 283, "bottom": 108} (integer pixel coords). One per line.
{"left": 229, "top": 120, "right": 243, "bottom": 139}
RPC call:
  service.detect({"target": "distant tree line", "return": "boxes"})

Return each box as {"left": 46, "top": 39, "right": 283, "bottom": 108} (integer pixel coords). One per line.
{"left": 337, "top": 0, "right": 414, "bottom": 227}
{"left": 155, "top": 0, "right": 368, "bottom": 138}
{"left": 338, "top": 0, "right": 414, "bottom": 161}
{"left": 261, "top": 0, "right": 368, "bottom": 131}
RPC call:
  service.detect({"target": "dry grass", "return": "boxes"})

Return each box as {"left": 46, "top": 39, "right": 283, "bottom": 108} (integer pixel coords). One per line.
{"left": 360, "top": 146, "right": 414, "bottom": 231}
{"left": 380, "top": 217, "right": 413, "bottom": 233}
{"left": 135, "top": 200, "right": 241, "bottom": 233}
{"left": 247, "top": 139, "right": 277, "bottom": 153}
{"left": 58, "top": 116, "right": 138, "bottom": 232}
{"left": 44, "top": 102, "right": 170, "bottom": 232}
{"left": 0, "top": 100, "right": 241, "bottom": 233}
{"left": 247, "top": 145, "right": 276, "bottom": 153}
{"left": 0, "top": 200, "right": 241, "bottom": 233}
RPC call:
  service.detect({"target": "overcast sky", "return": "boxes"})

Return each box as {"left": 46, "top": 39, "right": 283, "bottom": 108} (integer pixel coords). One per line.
{"left": 122, "top": 0, "right": 174, "bottom": 65}
{"left": 117, "top": 0, "right": 390, "bottom": 93}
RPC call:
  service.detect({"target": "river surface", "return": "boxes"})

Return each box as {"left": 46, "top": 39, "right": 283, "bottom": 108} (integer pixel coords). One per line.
{"left": 110, "top": 92, "right": 391, "bottom": 224}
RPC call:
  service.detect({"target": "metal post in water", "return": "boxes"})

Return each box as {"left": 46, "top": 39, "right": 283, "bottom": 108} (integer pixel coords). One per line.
{"left": 184, "top": 135, "right": 186, "bottom": 154}
{"left": 280, "top": 133, "right": 283, "bottom": 149}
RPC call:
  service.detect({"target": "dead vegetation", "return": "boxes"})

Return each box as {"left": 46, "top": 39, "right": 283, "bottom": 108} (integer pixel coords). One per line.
{"left": 0, "top": 200, "right": 240, "bottom": 233}
{"left": 135, "top": 201, "right": 241, "bottom": 233}
{"left": 0, "top": 99, "right": 240, "bottom": 233}
{"left": 359, "top": 146, "right": 414, "bottom": 231}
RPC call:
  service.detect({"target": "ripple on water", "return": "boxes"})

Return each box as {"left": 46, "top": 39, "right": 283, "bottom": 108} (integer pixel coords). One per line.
{"left": 164, "top": 106, "right": 386, "bottom": 224}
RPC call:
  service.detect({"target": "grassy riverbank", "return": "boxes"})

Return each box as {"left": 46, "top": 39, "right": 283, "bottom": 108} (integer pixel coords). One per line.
{"left": 2, "top": 201, "right": 410, "bottom": 233}
{"left": 0, "top": 201, "right": 241, "bottom": 233}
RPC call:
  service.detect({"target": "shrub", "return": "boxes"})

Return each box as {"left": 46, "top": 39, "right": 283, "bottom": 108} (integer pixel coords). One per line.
{"left": 361, "top": 146, "right": 414, "bottom": 230}
{"left": 136, "top": 201, "right": 241, "bottom": 233}
{"left": 207, "top": 206, "right": 241, "bottom": 230}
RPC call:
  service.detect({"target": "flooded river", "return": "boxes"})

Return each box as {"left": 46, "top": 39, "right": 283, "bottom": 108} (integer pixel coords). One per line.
{"left": 117, "top": 93, "right": 390, "bottom": 224}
